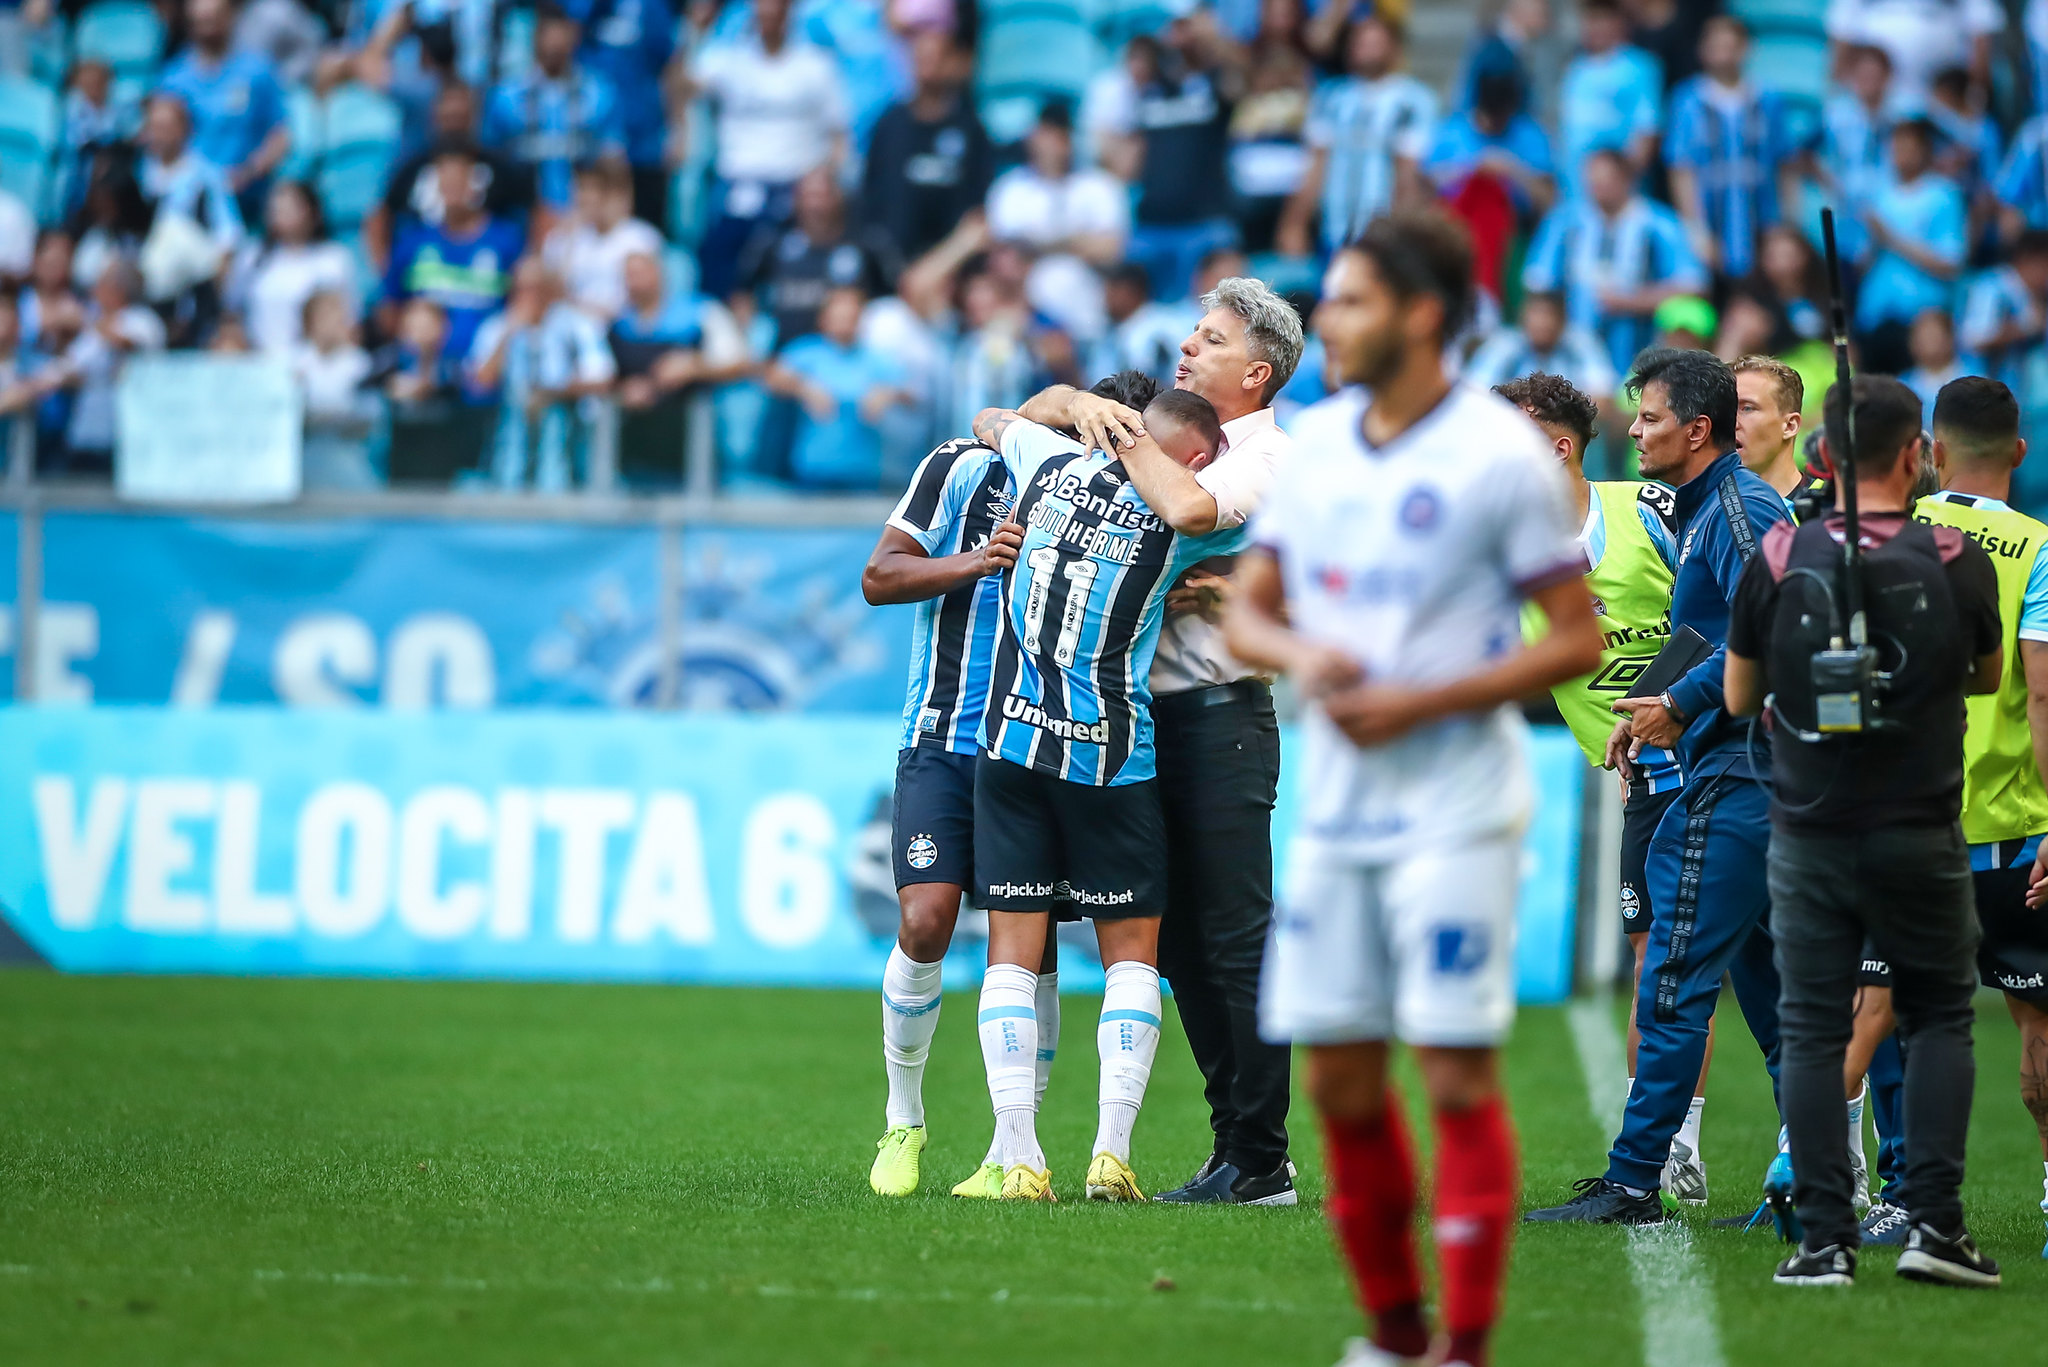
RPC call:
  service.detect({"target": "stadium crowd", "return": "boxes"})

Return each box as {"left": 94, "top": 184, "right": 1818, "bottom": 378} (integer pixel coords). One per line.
{"left": 0, "top": 0, "right": 2045, "bottom": 495}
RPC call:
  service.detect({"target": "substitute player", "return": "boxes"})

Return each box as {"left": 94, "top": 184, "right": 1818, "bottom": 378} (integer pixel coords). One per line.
{"left": 1494, "top": 373, "right": 1714, "bottom": 1208}
{"left": 859, "top": 437, "right": 1039, "bottom": 1198}
{"left": 968, "top": 389, "right": 1247, "bottom": 1203}
{"left": 1225, "top": 211, "right": 1602, "bottom": 1367}
{"left": 1732, "top": 355, "right": 1824, "bottom": 511}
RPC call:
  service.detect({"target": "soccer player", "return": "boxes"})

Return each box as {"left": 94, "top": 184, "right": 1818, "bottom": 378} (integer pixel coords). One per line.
{"left": 859, "top": 435, "right": 1034, "bottom": 1198}
{"left": 1494, "top": 372, "right": 1714, "bottom": 1207}
{"left": 967, "top": 388, "right": 1247, "bottom": 1203}
{"left": 1226, "top": 211, "right": 1602, "bottom": 1367}
{"left": 1917, "top": 378, "right": 2048, "bottom": 1258}
{"left": 1731, "top": 354, "right": 1816, "bottom": 509}
{"left": 1527, "top": 347, "right": 1794, "bottom": 1229}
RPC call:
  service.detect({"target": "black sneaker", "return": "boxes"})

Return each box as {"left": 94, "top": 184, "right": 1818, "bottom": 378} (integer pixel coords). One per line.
{"left": 1712, "top": 1200, "right": 1776, "bottom": 1232}
{"left": 1227, "top": 1160, "right": 1299, "bottom": 1207}
{"left": 1774, "top": 1242, "right": 1856, "bottom": 1287}
{"left": 1859, "top": 1201, "right": 1911, "bottom": 1247}
{"left": 1896, "top": 1222, "right": 2002, "bottom": 1288}
{"left": 1523, "top": 1177, "right": 1664, "bottom": 1225}
{"left": 1154, "top": 1154, "right": 1240, "bottom": 1205}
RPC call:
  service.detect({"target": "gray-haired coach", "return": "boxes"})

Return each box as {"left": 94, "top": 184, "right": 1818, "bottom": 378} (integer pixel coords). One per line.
{"left": 1022, "top": 276, "right": 1306, "bottom": 1204}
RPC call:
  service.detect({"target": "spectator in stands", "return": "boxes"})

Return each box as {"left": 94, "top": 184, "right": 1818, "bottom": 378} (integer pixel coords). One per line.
{"left": 1557, "top": 0, "right": 1660, "bottom": 192}
{"left": 1091, "top": 260, "right": 1196, "bottom": 390}
{"left": 483, "top": 5, "right": 626, "bottom": 212}
{"left": 1424, "top": 67, "right": 1556, "bottom": 217}
{"left": 1825, "top": 0, "right": 2002, "bottom": 112}
{"left": 69, "top": 150, "right": 150, "bottom": 297}
{"left": 985, "top": 101, "right": 1128, "bottom": 344}
{"left": 158, "top": 0, "right": 293, "bottom": 219}
{"left": 1119, "top": 11, "right": 1242, "bottom": 301}
{"left": 0, "top": 291, "right": 23, "bottom": 463}
{"left": 1462, "top": 288, "right": 1618, "bottom": 397}
{"left": 1223, "top": 9, "right": 1312, "bottom": 254}
{"left": 292, "top": 288, "right": 379, "bottom": 489}
{"left": 366, "top": 81, "right": 534, "bottom": 271}
{"left": 1523, "top": 146, "right": 1707, "bottom": 372}
{"left": 379, "top": 142, "right": 526, "bottom": 361}
{"left": 736, "top": 165, "right": 899, "bottom": 349}
{"left": 1751, "top": 221, "right": 1828, "bottom": 344}
{"left": 58, "top": 59, "right": 136, "bottom": 221}
{"left": 137, "top": 93, "right": 246, "bottom": 343}
{"left": 232, "top": 179, "right": 358, "bottom": 354}
{"left": 0, "top": 184, "right": 29, "bottom": 288}
{"left": 1277, "top": 14, "right": 1436, "bottom": 258}
{"left": 372, "top": 294, "right": 461, "bottom": 408}
{"left": 1996, "top": 104, "right": 2048, "bottom": 239}
{"left": 1816, "top": 43, "right": 1893, "bottom": 266}
{"left": 942, "top": 252, "right": 1048, "bottom": 437}
{"left": 137, "top": 93, "right": 246, "bottom": 258}
{"left": 610, "top": 248, "right": 751, "bottom": 410}
{"left": 543, "top": 159, "right": 663, "bottom": 320}
{"left": 1960, "top": 228, "right": 2048, "bottom": 395}
{"left": 565, "top": 0, "right": 677, "bottom": 225}
{"left": 1926, "top": 66, "right": 2002, "bottom": 222}
{"left": 38, "top": 260, "right": 166, "bottom": 475}
{"left": 862, "top": 28, "right": 993, "bottom": 265}
{"left": 1855, "top": 118, "right": 1966, "bottom": 375}
{"left": 687, "top": 0, "right": 851, "bottom": 300}
{"left": 235, "top": 0, "right": 326, "bottom": 89}
{"left": 1084, "top": 35, "right": 1160, "bottom": 183}
{"left": 1625, "top": 0, "right": 1706, "bottom": 94}
{"left": 765, "top": 284, "right": 913, "bottom": 491}
{"left": 468, "top": 256, "right": 616, "bottom": 490}
{"left": 19, "top": 230, "right": 79, "bottom": 352}
{"left": 1663, "top": 16, "right": 1802, "bottom": 282}
{"left": 1458, "top": 0, "right": 1551, "bottom": 121}
{"left": 1900, "top": 307, "right": 1972, "bottom": 415}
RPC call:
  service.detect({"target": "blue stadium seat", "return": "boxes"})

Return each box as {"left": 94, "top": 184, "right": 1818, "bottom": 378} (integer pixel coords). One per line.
{"left": 308, "top": 83, "right": 403, "bottom": 232}
{"left": 1747, "top": 31, "right": 1831, "bottom": 103}
{"left": 0, "top": 76, "right": 61, "bottom": 219}
{"left": 1728, "top": 0, "right": 1827, "bottom": 36}
{"left": 73, "top": 0, "right": 166, "bottom": 106}
{"left": 977, "top": 15, "right": 1104, "bottom": 110}
{"left": 1095, "top": 0, "right": 1177, "bottom": 47}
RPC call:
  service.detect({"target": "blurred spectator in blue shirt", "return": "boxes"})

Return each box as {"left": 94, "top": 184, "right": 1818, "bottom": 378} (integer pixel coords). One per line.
{"left": 1899, "top": 307, "right": 1975, "bottom": 416}
{"left": 57, "top": 60, "right": 137, "bottom": 220}
{"left": 1855, "top": 118, "right": 1966, "bottom": 374}
{"left": 1959, "top": 229, "right": 2048, "bottom": 394}
{"left": 482, "top": 5, "right": 627, "bottom": 212}
{"left": 610, "top": 249, "right": 751, "bottom": 407}
{"left": 1925, "top": 66, "right": 2001, "bottom": 217}
{"left": 379, "top": 143, "right": 526, "bottom": 358}
{"left": 365, "top": 80, "right": 535, "bottom": 274}
{"left": 137, "top": 92, "right": 246, "bottom": 341}
{"left": 157, "top": 0, "right": 292, "bottom": 217}
{"left": 562, "top": 0, "right": 676, "bottom": 225}
{"left": 1557, "top": 0, "right": 1661, "bottom": 194}
{"left": 1663, "top": 16, "right": 1802, "bottom": 281}
{"left": 1523, "top": 148, "right": 1707, "bottom": 372}
{"left": 1423, "top": 67, "right": 1557, "bottom": 218}
{"left": 766, "top": 284, "right": 914, "bottom": 490}
{"left": 1462, "top": 288, "right": 1619, "bottom": 397}
{"left": 1457, "top": 0, "right": 1551, "bottom": 120}
{"left": 1816, "top": 43, "right": 1893, "bottom": 265}
{"left": 1996, "top": 111, "right": 2048, "bottom": 241}
{"left": 468, "top": 255, "right": 617, "bottom": 490}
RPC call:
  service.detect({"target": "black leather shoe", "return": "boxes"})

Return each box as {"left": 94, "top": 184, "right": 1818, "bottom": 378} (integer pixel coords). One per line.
{"left": 1774, "top": 1242, "right": 1855, "bottom": 1286}
{"left": 1523, "top": 1177, "right": 1664, "bottom": 1225}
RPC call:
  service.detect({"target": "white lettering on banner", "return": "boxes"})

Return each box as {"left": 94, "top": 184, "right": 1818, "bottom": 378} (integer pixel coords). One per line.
{"left": 36, "top": 604, "right": 99, "bottom": 704}
{"left": 384, "top": 615, "right": 497, "bottom": 710}
{"left": 274, "top": 614, "right": 377, "bottom": 707}
{"left": 490, "top": 788, "right": 536, "bottom": 940}
{"left": 614, "top": 792, "right": 716, "bottom": 945}
{"left": 124, "top": 779, "right": 214, "bottom": 932}
{"left": 214, "top": 780, "right": 293, "bottom": 934}
{"left": 171, "top": 611, "right": 238, "bottom": 708}
{"left": 396, "top": 785, "right": 491, "bottom": 939}
{"left": 741, "top": 793, "right": 835, "bottom": 949}
{"left": 296, "top": 782, "right": 393, "bottom": 936}
{"left": 538, "top": 789, "right": 635, "bottom": 943}
{"left": 32, "top": 776, "right": 128, "bottom": 929}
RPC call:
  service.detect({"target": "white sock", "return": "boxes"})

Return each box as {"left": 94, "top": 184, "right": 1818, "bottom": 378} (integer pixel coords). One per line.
{"left": 881, "top": 947, "right": 944, "bottom": 1127}
{"left": 1034, "top": 971, "right": 1060, "bottom": 1106}
{"left": 1847, "top": 1082, "right": 1867, "bottom": 1166}
{"left": 979, "top": 963, "right": 1042, "bottom": 1169}
{"left": 1093, "top": 960, "right": 1163, "bottom": 1163}
{"left": 1676, "top": 1095, "right": 1704, "bottom": 1156}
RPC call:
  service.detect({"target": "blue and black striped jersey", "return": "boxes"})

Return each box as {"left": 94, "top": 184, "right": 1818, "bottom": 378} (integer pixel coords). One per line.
{"left": 980, "top": 421, "right": 1246, "bottom": 786}
{"left": 886, "top": 437, "right": 1018, "bottom": 754}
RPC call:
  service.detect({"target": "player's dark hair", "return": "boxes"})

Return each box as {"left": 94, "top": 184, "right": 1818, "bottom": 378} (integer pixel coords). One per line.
{"left": 1143, "top": 388, "right": 1224, "bottom": 452}
{"left": 1932, "top": 375, "right": 2020, "bottom": 456}
{"left": 1090, "top": 369, "right": 1162, "bottom": 410}
{"left": 1495, "top": 373, "right": 1599, "bottom": 452}
{"left": 1825, "top": 374, "right": 1924, "bottom": 478}
{"left": 1343, "top": 209, "right": 1474, "bottom": 342}
{"left": 1627, "top": 348, "right": 1737, "bottom": 448}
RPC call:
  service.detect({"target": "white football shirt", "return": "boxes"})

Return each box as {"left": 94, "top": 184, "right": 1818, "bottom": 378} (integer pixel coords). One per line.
{"left": 1250, "top": 382, "right": 1580, "bottom": 858}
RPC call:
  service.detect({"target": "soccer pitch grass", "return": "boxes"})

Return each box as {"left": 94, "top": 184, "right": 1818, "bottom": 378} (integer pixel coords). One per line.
{"left": 1, "top": 974, "right": 2043, "bottom": 1367}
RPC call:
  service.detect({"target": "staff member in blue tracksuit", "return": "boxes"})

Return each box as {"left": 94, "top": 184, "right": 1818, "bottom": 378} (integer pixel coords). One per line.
{"left": 1526, "top": 347, "right": 1792, "bottom": 1226}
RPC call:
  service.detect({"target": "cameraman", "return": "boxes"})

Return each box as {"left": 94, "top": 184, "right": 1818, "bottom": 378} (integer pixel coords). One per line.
{"left": 1724, "top": 375, "right": 2004, "bottom": 1289}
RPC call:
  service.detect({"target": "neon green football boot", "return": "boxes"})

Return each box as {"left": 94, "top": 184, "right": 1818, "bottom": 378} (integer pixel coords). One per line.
{"left": 868, "top": 1124, "right": 926, "bottom": 1196}
{"left": 951, "top": 1161, "right": 1004, "bottom": 1199}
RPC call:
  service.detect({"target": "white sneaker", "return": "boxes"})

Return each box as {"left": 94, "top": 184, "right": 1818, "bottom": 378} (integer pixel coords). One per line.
{"left": 1333, "top": 1337, "right": 1429, "bottom": 1367}
{"left": 1849, "top": 1131, "right": 1871, "bottom": 1217}
{"left": 1662, "top": 1137, "right": 1709, "bottom": 1207}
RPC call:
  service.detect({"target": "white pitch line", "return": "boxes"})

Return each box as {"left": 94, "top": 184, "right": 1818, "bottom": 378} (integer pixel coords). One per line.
{"left": 1566, "top": 997, "right": 1727, "bottom": 1367}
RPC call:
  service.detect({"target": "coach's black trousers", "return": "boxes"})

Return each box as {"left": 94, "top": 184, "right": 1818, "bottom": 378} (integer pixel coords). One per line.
{"left": 1154, "top": 679, "right": 1290, "bottom": 1176}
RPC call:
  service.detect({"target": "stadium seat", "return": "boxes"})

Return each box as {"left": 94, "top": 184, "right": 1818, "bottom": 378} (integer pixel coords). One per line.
{"left": 73, "top": 0, "right": 166, "bottom": 105}
{"left": 0, "top": 76, "right": 60, "bottom": 220}
{"left": 976, "top": 15, "right": 1104, "bottom": 111}
{"left": 1747, "top": 31, "right": 1831, "bottom": 103}
{"left": 1095, "top": 0, "right": 1178, "bottom": 47}
{"left": 306, "top": 83, "right": 403, "bottom": 233}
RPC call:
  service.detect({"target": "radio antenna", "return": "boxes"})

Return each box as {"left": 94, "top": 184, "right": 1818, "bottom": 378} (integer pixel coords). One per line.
{"left": 1819, "top": 207, "right": 1864, "bottom": 649}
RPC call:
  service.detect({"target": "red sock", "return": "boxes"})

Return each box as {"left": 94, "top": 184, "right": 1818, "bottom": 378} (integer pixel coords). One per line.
{"left": 1321, "top": 1096, "right": 1429, "bottom": 1359}
{"left": 1432, "top": 1095, "right": 1518, "bottom": 1367}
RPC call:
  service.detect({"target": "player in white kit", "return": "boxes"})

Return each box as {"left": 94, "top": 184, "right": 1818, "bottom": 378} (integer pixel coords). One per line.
{"left": 1224, "top": 211, "right": 1602, "bottom": 1367}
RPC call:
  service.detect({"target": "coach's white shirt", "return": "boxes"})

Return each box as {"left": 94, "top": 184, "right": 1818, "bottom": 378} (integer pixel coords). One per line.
{"left": 1150, "top": 404, "right": 1293, "bottom": 695}
{"left": 1250, "top": 383, "right": 1580, "bottom": 859}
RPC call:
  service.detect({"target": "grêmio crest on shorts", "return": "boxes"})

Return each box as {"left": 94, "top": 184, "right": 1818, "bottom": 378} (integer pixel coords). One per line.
{"left": 978, "top": 420, "right": 1245, "bottom": 786}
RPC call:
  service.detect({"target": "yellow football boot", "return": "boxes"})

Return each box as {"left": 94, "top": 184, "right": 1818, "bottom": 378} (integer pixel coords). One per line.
{"left": 1085, "top": 1151, "right": 1146, "bottom": 1202}
{"left": 999, "top": 1163, "right": 1056, "bottom": 1202}
{"left": 868, "top": 1124, "right": 926, "bottom": 1196}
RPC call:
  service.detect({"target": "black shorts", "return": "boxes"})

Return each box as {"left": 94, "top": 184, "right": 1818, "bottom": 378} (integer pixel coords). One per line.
{"left": 1975, "top": 838, "right": 2048, "bottom": 1005}
{"left": 891, "top": 746, "right": 976, "bottom": 891}
{"left": 973, "top": 754, "right": 1165, "bottom": 919}
{"left": 1620, "top": 782, "right": 1682, "bottom": 936}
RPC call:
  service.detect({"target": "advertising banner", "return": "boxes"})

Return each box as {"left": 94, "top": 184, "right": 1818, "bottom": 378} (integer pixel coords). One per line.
{"left": 0, "top": 709, "right": 1586, "bottom": 1002}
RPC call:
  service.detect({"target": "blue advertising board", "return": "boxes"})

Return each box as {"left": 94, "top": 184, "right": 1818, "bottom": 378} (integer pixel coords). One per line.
{"left": 0, "top": 709, "right": 1585, "bottom": 1002}
{"left": 32, "top": 514, "right": 911, "bottom": 711}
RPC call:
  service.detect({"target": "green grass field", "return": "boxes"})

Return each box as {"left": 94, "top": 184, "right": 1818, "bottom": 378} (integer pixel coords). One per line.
{"left": 1, "top": 972, "right": 2042, "bottom": 1366}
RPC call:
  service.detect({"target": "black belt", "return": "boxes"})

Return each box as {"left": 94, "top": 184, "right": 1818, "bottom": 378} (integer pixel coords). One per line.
{"left": 1153, "top": 678, "right": 1270, "bottom": 714}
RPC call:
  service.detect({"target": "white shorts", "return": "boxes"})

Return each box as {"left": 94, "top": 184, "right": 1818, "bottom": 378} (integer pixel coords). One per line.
{"left": 1259, "top": 830, "right": 1521, "bottom": 1048}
